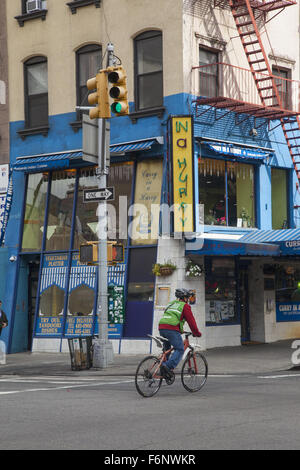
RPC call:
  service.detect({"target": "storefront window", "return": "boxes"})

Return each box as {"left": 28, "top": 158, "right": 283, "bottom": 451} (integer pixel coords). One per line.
{"left": 130, "top": 159, "right": 163, "bottom": 245}
{"left": 73, "top": 167, "right": 98, "bottom": 249}
{"left": 73, "top": 163, "right": 134, "bottom": 249}
{"left": 45, "top": 170, "right": 76, "bottom": 251}
{"left": 199, "top": 159, "right": 226, "bottom": 225}
{"left": 108, "top": 162, "right": 134, "bottom": 244}
{"left": 205, "top": 257, "right": 238, "bottom": 325}
{"left": 199, "top": 159, "right": 255, "bottom": 227}
{"left": 21, "top": 173, "right": 48, "bottom": 252}
{"left": 272, "top": 168, "right": 288, "bottom": 229}
{"left": 275, "top": 264, "right": 300, "bottom": 302}
{"left": 39, "top": 285, "right": 65, "bottom": 316}
{"left": 68, "top": 285, "right": 95, "bottom": 315}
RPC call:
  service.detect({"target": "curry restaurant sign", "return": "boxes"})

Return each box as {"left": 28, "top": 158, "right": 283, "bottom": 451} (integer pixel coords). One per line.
{"left": 171, "top": 116, "right": 195, "bottom": 233}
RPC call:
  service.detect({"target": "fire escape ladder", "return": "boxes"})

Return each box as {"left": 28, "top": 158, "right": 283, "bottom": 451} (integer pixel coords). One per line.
{"left": 229, "top": 0, "right": 300, "bottom": 183}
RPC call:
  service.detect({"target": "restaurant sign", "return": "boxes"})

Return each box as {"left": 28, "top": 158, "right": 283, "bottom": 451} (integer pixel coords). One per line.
{"left": 171, "top": 116, "right": 195, "bottom": 234}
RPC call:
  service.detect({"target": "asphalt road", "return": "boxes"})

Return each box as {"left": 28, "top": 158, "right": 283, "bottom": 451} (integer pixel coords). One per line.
{"left": 0, "top": 371, "right": 300, "bottom": 451}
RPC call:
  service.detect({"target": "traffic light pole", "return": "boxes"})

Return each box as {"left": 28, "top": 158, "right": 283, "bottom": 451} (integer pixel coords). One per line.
{"left": 95, "top": 43, "right": 115, "bottom": 368}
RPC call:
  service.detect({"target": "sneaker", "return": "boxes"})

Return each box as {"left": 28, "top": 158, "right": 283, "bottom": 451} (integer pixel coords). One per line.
{"left": 160, "top": 364, "right": 173, "bottom": 379}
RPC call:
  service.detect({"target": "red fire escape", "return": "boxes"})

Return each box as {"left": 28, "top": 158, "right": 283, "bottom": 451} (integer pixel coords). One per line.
{"left": 193, "top": 0, "right": 300, "bottom": 184}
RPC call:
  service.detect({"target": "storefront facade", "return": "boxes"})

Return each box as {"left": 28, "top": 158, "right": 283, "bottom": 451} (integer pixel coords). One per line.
{"left": 2, "top": 0, "right": 300, "bottom": 354}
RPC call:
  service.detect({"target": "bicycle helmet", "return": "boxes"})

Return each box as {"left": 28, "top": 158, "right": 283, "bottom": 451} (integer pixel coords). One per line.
{"left": 175, "top": 288, "right": 192, "bottom": 300}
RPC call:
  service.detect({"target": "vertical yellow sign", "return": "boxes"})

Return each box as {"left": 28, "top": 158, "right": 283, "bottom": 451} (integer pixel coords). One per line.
{"left": 171, "top": 116, "right": 195, "bottom": 233}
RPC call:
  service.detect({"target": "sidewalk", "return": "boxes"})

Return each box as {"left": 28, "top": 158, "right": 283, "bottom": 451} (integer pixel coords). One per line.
{"left": 0, "top": 339, "right": 298, "bottom": 377}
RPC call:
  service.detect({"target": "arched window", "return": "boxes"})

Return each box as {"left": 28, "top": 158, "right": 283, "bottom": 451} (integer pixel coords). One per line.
{"left": 24, "top": 56, "right": 48, "bottom": 129}
{"left": 76, "top": 44, "right": 102, "bottom": 115}
{"left": 134, "top": 31, "right": 163, "bottom": 111}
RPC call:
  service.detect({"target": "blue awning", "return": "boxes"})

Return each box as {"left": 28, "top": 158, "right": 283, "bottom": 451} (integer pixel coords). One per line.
{"left": 201, "top": 140, "right": 273, "bottom": 162}
{"left": 239, "top": 229, "right": 300, "bottom": 255}
{"left": 186, "top": 237, "right": 280, "bottom": 256}
{"left": 110, "top": 137, "right": 163, "bottom": 155}
{"left": 14, "top": 150, "right": 84, "bottom": 172}
{"left": 240, "top": 228, "right": 300, "bottom": 243}
{"left": 14, "top": 137, "right": 164, "bottom": 172}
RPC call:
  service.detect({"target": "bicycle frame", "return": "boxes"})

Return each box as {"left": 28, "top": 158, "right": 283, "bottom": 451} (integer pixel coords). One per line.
{"left": 151, "top": 334, "right": 200, "bottom": 378}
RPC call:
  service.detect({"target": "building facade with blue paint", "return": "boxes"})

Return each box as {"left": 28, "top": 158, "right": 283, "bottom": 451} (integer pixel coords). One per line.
{"left": 2, "top": 0, "right": 300, "bottom": 355}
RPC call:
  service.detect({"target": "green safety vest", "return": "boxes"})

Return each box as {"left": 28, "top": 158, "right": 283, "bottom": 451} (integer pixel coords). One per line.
{"left": 159, "top": 300, "right": 185, "bottom": 333}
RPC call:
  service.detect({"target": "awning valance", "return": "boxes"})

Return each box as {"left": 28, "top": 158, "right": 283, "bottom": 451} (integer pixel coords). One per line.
{"left": 14, "top": 136, "right": 164, "bottom": 172}
{"left": 14, "top": 150, "right": 84, "bottom": 172}
{"left": 199, "top": 139, "right": 274, "bottom": 162}
{"left": 110, "top": 136, "right": 164, "bottom": 155}
{"left": 186, "top": 237, "right": 280, "bottom": 256}
{"left": 239, "top": 228, "right": 300, "bottom": 255}
{"left": 239, "top": 228, "right": 300, "bottom": 244}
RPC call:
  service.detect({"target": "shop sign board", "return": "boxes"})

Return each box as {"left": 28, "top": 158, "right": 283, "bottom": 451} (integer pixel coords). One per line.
{"left": 35, "top": 254, "right": 68, "bottom": 336}
{"left": 34, "top": 254, "right": 126, "bottom": 338}
{"left": 280, "top": 240, "right": 300, "bottom": 255}
{"left": 171, "top": 116, "right": 195, "bottom": 233}
{"left": 276, "top": 302, "right": 300, "bottom": 322}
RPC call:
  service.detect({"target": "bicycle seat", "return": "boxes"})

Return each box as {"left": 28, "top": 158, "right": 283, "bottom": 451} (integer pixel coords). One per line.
{"left": 147, "top": 334, "right": 164, "bottom": 348}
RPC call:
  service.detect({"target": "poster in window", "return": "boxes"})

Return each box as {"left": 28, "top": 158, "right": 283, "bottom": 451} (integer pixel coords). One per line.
{"left": 130, "top": 160, "right": 163, "bottom": 245}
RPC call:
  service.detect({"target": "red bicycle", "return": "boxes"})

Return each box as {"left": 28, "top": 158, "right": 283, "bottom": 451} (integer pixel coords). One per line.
{"left": 135, "top": 332, "right": 208, "bottom": 397}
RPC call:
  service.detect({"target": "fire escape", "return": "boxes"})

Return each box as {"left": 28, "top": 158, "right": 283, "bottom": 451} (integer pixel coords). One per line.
{"left": 193, "top": 0, "right": 300, "bottom": 185}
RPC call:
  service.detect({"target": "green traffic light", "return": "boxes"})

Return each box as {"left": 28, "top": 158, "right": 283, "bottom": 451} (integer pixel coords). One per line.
{"left": 111, "top": 102, "right": 122, "bottom": 114}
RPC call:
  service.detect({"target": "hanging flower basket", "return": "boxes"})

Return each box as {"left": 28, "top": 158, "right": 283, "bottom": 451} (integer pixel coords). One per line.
{"left": 152, "top": 262, "right": 177, "bottom": 277}
{"left": 185, "top": 260, "right": 203, "bottom": 278}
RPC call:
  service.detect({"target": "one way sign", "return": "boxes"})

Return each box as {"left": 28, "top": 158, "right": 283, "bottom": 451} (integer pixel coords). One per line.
{"left": 83, "top": 187, "right": 115, "bottom": 202}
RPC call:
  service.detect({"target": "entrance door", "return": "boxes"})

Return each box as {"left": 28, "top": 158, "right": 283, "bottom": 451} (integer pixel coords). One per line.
{"left": 123, "top": 247, "right": 157, "bottom": 338}
{"left": 28, "top": 260, "right": 40, "bottom": 350}
{"left": 239, "top": 267, "right": 250, "bottom": 343}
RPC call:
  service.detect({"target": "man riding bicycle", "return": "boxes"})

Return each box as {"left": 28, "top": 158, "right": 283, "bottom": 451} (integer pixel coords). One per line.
{"left": 159, "top": 288, "right": 201, "bottom": 380}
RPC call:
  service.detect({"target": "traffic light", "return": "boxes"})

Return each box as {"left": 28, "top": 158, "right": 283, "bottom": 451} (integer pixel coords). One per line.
{"left": 86, "top": 70, "right": 110, "bottom": 119}
{"left": 107, "top": 242, "right": 124, "bottom": 264}
{"left": 107, "top": 66, "right": 129, "bottom": 116}
{"left": 79, "top": 241, "right": 124, "bottom": 265}
{"left": 80, "top": 242, "right": 98, "bottom": 264}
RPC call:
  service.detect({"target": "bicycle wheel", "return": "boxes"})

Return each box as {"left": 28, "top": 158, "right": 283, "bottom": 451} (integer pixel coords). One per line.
{"left": 135, "top": 355, "right": 163, "bottom": 397}
{"left": 181, "top": 351, "right": 208, "bottom": 393}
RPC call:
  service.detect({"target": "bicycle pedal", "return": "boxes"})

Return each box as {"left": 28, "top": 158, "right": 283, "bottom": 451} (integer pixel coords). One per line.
{"left": 165, "top": 372, "right": 175, "bottom": 385}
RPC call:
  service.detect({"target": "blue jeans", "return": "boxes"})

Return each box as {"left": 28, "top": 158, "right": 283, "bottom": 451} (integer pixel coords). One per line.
{"left": 159, "top": 329, "right": 184, "bottom": 370}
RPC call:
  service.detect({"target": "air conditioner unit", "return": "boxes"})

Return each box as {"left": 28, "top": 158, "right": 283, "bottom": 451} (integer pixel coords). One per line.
{"left": 26, "top": 0, "right": 43, "bottom": 13}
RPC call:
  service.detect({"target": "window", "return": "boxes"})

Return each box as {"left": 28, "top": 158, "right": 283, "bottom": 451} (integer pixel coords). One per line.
{"left": 199, "top": 159, "right": 255, "bottom": 227}
{"left": 272, "top": 66, "right": 291, "bottom": 110}
{"left": 130, "top": 159, "right": 163, "bottom": 245}
{"left": 24, "top": 56, "right": 48, "bottom": 129}
{"left": 134, "top": 31, "right": 163, "bottom": 110}
{"left": 272, "top": 168, "right": 289, "bottom": 229}
{"left": 21, "top": 173, "right": 48, "bottom": 252}
{"left": 199, "top": 48, "right": 219, "bottom": 98}
{"left": 205, "top": 257, "right": 238, "bottom": 325}
{"left": 15, "top": 1, "right": 48, "bottom": 26}
{"left": 76, "top": 44, "right": 102, "bottom": 119}
{"left": 45, "top": 171, "right": 76, "bottom": 251}
{"left": 276, "top": 264, "right": 300, "bottom": 303}
{"left": 73, "top": 162, "right": 134, "bottom": 249}
{"left": 67, "top": 1, "right": 101, "bottom": 15}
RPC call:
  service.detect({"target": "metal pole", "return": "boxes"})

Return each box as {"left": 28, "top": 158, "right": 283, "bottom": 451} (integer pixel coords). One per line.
{"left": 95, "top": 43, "right": 115, "bottom": 368}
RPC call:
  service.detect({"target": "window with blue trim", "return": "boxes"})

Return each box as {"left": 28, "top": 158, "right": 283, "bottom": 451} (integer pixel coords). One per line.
{"left": 271, "top": 168, "right": 289, "bottom": 230}
{"left": 199, "top": 158, "right": 256, "bottom": 228}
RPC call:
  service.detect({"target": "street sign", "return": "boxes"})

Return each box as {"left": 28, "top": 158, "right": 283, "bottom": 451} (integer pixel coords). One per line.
{"left": 83, "top": 187, "right": 115, "bottom": 202}
{"left": 82, "top": 114, "right": 98, "bottom": 164}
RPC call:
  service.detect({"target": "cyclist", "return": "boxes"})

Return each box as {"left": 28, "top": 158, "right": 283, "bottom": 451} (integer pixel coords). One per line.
{"left": 159, "top": 288, "right": 202, "bottom": 380}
